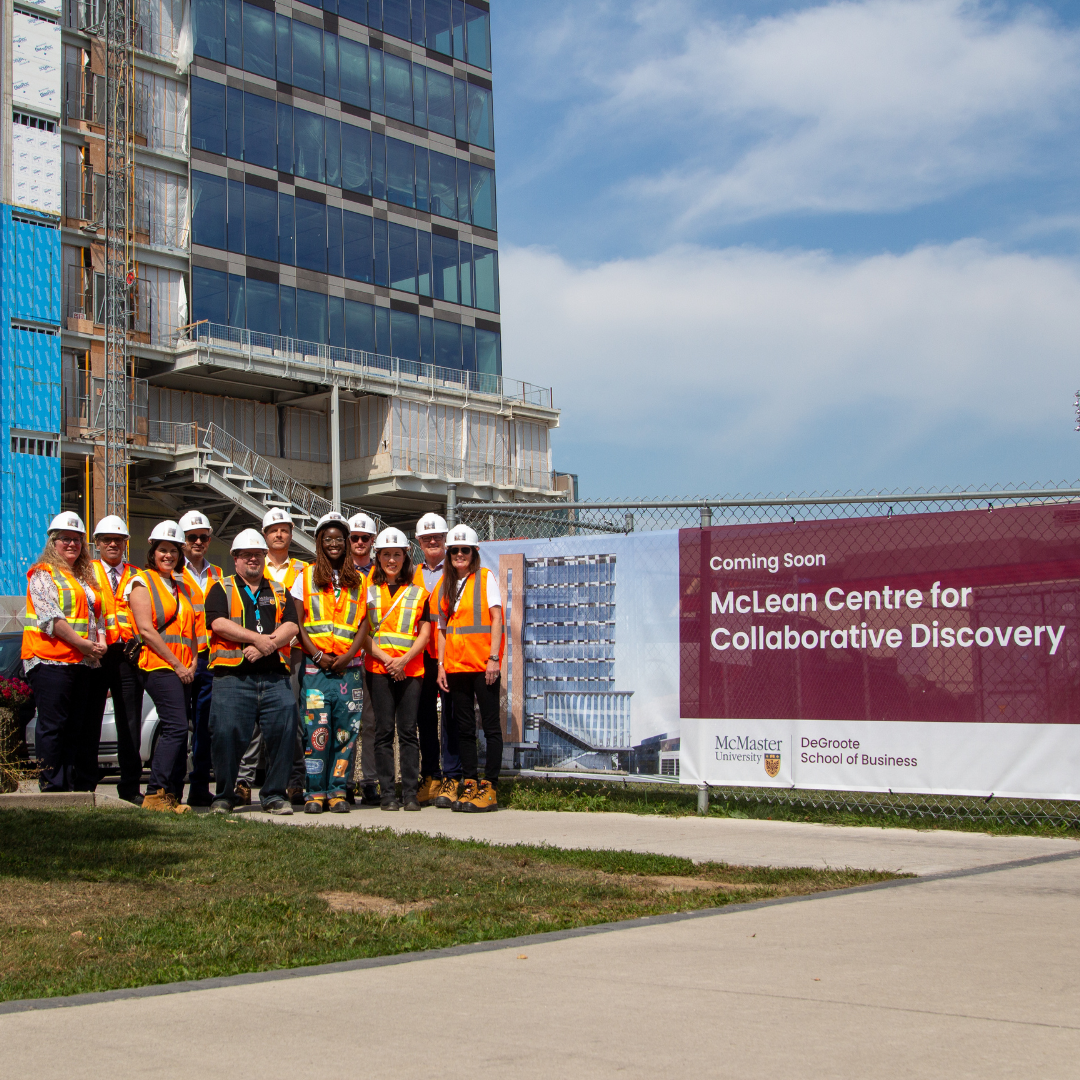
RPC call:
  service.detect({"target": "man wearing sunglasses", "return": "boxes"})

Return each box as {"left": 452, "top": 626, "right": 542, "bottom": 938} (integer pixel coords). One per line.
{"left": 178, "top": 510, "right": 224, "bottom": 806}
{"left": 348, "top": 512, "right": 380, "bottom": 806}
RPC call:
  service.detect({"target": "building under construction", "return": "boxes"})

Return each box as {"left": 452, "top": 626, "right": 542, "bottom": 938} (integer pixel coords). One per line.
{"left": 0, "top": 0, "right": 562, "bottom": 590}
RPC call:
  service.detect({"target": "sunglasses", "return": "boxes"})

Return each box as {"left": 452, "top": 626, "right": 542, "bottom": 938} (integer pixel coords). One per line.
{"left": 187, "top": 533, "right": 211, "bottom": 543}
{"left": 350, "top": 533, "right": 374, "bottom": 542}
{"left": 448, "top": 547, "right": 474, "bottom": 556}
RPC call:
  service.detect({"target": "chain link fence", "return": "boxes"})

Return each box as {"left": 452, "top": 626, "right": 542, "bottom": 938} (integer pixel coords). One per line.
{"left": 459, "top": 482, "right": 1080, "bottom": 828}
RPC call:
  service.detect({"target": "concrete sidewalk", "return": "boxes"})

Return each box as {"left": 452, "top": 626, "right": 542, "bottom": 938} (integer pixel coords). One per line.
{"left": 235, "top": 799, "right": 1079, "bottom": 875}
{"left": 3, "top": 847, "right": 1079, "bottom": 1078}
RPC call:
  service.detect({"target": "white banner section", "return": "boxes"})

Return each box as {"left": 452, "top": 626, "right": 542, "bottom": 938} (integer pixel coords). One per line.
{"left": 681, "top": 718, "right": 1080, "bottom": 800}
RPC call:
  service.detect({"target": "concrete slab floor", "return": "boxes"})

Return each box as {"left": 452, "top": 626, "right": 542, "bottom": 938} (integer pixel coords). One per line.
{"left": 2, "top": 852, "right": 1079, "bottom": 1079}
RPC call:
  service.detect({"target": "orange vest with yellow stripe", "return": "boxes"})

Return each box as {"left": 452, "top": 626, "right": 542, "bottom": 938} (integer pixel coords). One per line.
{"left": 301, "top": 565, "right": 363, "bottom": 656}
{"left": 439, "top": 567, "right": 504, "bottom": 674}
{"left": 208, "top": 576, "right": 291, "bottom": 670}
{"left": 135, "top": 570, "right": 197, "bottom": 673}
{"left": 93, "top": 560, "right": 139, "bottom": 645}
{"left": 182, "top": 562, "right": 224, "bottom": 652}
{"left": 21, "top": 564, "right": 99, "bottom": 664}
{"left": 413, "top": 563, "right": 442, "bottom": 659}
{"left": 365, "top": 580, "right": 428, "bottom": 677}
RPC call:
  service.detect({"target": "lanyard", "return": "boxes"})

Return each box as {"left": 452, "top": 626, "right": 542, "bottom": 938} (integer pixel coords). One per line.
{"left": 243, "top": 582, "right": 266, "bottom": 633}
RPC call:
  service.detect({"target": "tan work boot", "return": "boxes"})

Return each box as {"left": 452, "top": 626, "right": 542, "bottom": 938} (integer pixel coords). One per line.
{"left": 416, "top": 775, "right": 442, "bottom": 806}
{"left": 434, "top": 776, "right": 459, "bottom": 808}
{"left": 234, "top": 782, "right": 252, "bottom": 805}
{"left": 459, "top": 779, "right": 498, "bottom": 813}
{"left": 451, "top": 779, "right": 478, "bottom": 812}
{"left": 143, "top": 788, "right": 191, "bottom": 815}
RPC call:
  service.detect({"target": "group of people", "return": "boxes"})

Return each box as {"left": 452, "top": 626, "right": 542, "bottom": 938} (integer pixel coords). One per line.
{"left": 21, "top": 507, "right": 505, "bottom": 814}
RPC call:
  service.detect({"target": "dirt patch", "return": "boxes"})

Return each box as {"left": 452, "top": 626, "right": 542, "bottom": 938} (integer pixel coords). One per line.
{"left": 597, "top": 873, "right": 758, "bottom": 894}
{"left": 318, "top": 891, "right": 435, "bottom": 917}
{"left": 0, "top": 880, "right": 145, "bottom": 928}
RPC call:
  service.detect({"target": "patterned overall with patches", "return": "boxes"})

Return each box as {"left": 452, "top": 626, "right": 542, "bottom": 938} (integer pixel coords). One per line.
{"left": 302, "top": 666, "right": 364, "bottom": 796}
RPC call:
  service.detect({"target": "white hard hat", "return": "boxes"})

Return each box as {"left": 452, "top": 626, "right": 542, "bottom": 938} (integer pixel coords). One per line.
{"left": 373, "top": 527, "right": 410, "bottom": 551}
{"left": 415, "top": 513, "right": 448, "bottom": 537}
{"left": 231, "top": 528, "right": 268, "bottom": 553}
{"left": 315, "top": 511, "right": 350, "bottom": 535}
{"left": 446, "top": 524, "right": 480, "bottom": 548}
{"left": 178, "top": 510, "right": 212, "bottom": 535}
{"left": 261, "top": 507, "right": 293, "bottom": 530}
{"left": 93, "top": 515, "right": 130, "bottom": 538}
{"left": 347, "top": 512, "right": 377, "bottom": 536}
{"left": 148, "top": 520, "right": 183, "bottom": 544}
{"left": 48, "top": 512, "right": 86, "bottom": 534}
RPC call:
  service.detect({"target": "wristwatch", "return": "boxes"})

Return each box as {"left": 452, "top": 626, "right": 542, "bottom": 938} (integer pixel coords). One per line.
{"left": 488, "top": 655, "right": 500, "bottom": 661}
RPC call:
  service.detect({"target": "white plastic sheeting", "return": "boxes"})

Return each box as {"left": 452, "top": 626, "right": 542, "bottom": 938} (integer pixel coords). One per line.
{"left": 135, "top": 70, "right": 188, "bottom": 155}
{"left": 136, "top": 264, "right": 185, "bottom": 345}
{"left": 13, "top": 12, "right": 61, "bottom": 117}
{"left": 135, "top": 0, "right": 184, "bottom": 60}
{"left": 135, "top": 165, "right": 188, "bottom": 249}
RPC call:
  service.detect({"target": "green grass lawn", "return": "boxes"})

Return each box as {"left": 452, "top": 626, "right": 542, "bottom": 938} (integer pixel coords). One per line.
{"left": 499, "top": 776, "right": 1080, "bottom": 838}
{"left": 0, "top": 808, "right": 897, "bottom": 1002}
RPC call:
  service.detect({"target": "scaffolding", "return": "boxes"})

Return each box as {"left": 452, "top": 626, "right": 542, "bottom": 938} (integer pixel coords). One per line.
{"left": 103, "top": 0, "right": 134, "bottom": 519}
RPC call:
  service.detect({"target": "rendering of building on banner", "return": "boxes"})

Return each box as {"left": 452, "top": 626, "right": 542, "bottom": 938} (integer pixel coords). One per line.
{"left": 0, "top": 0, "right": 563, "bottom": 594}
{"left": 499, "top": 552, "right": 634, "bottom": 770}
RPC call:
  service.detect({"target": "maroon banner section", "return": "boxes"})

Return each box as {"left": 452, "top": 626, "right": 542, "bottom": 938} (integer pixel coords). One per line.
{"left": 679, "top": 504, "right": 1080, "bottom": 723}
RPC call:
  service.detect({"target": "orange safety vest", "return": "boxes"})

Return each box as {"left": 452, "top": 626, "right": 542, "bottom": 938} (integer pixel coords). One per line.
{"left": 439, "top": 567, "right": 504, "bottom": 674}
{"left": 301, "top": 565, "right": 363, "bottom": 656}
{"left": 365, "top": 580, "right": 428, "bottom": 677}
{"left": 21, "top": 563, "right": 99, "bottom": 664}
{"left": 208, "top": 576, "right": 292, "bottom": 670}
{"left": 92, "top": 560, "right": 139, "bottom": 645}
{"left": 266, "top": 556, "right": 307, "bottom": 591}
{"left": 182, "top": 561, "right": 224, "bottom": 652}
{"left": 413, "top": 563, "right": 442, "bottom": 659}
{"left": 133, "top": 570, "right": 197, "bottom": 673}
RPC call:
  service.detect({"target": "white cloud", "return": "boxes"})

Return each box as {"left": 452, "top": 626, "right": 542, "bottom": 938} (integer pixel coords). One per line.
{"left": 580, "top": 0, "right": 1080, "bottom": 224}
{"left": 501, "top": 242, "right": 1080, "bottom": 488}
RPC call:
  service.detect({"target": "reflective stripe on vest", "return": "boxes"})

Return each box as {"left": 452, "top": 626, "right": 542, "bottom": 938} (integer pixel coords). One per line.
{"left": 301, "top": 565, "right": 363, "bottom": 655}
{"left": 413, "top": 564, "right": 440, "bottom": 658}
{"left": 183, "top": 563, "right": 224, "bottom": 652}
{"left": 21, "top": 564, "right": 94, "bottom": 664}
{"left": 208, "top": 576, "right": 291, "bottom": 669}
{"left": 93, "top": 561, "right": 139, "bottom": 645}
{"left": 366, "top": 582, "right": 427, "bottom": 677}
{"left": 441, "top": 568, "right": 503, "bottom": 674}
{"left": 137, "top": 570, "right": 196, "bottom": 672}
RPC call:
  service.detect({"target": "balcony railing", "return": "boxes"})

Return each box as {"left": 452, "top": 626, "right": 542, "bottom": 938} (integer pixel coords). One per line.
{"left": 183, "top": 321, "right": 555, "bottom": 410}
{"left": 391, "top": 449, "right": 555, "bottom": 492}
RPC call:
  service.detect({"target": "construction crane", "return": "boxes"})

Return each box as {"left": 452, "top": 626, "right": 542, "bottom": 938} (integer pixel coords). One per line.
{"left": 102, "top": 0, "right": 135, "bottom": 520}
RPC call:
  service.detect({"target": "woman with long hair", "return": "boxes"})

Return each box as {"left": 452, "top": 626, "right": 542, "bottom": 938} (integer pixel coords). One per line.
{"left": 359, "top": 527, "right": 430, "bottom": 811}
{"left": 292, "top": 512, "right": 367, "bottom": 813}
{"left": 125, "top": 520, "right": 198, "bottom": 813}
{"left": 435, "top": 524, "right": 504, "bottom": 813}
{"left": 21, "top": 512, "right": 107, "bottom": 791}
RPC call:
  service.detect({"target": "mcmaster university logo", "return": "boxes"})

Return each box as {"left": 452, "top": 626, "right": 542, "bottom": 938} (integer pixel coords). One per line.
{"left": 714, "top": 735, "right": 783, "bottom": 777}
{"left": 764, "top": 753, "right": 781, "bottom": 777}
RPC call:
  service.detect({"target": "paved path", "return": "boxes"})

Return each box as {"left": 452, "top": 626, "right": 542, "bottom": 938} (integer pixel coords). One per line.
{"left": 232, "top": 799, "right": 1078, "bottom": 875}
{"left": 3, "top": 845, "right": 1080, "bottom": 1078}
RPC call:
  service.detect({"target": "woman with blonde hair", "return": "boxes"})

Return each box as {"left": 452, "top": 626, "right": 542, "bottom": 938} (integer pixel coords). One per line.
{"left": 21, "top": 511, "right": 107, "bottom": 791}
{"left": 125, "top": 521, "right": 198, "bottom": 813}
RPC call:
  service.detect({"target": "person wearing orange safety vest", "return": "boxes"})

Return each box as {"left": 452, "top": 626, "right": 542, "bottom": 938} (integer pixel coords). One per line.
{"left": 232, "top": 506, "right": 309, "bottom": 807}
{"left": 359, "top": 528, "right": 431, "bottom": 811}
{"left": 125, "top": 521, "right": 199, "bottom": 814}
{"left": 21, "top": 512, "right": 107, "bottom": 792}
{"left": 436, "top": 524, "right": 504, "bottom": 813}
{"left": 292, "top": 512, "right": 367, "bottom": 814}
{"left": 86, "top": 515, "right": 146, "bottom": 804}
{"left": 413, "top": 512, "right": 461, "bottom": 807}
{"left": 204, "top": 528, "right": 300, "bottom": 814}
{"left": 178, "top": 510, "right": 223, "bottom": 806}
{"left": 348, "top": 510, "right": 379, "bottom": 806}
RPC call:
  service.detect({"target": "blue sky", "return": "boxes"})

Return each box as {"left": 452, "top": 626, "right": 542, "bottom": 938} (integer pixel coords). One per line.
{"left": 490, "top": 1, "right": 1080, "bottom": 497}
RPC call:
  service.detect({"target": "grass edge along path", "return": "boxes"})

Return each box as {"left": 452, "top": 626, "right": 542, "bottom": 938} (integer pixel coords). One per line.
{"left": 500, "top": 776, "right": 1080, "bottom": 838}
{"left": 0, "top": 808, "right": 901, "bottom": 1003}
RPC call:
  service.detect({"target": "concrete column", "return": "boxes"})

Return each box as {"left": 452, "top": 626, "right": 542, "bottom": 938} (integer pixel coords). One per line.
{"left": 329, "top": 383, "right": 341, "bottom": 511}
{"left": 446, "top": 483, "right": 457, "bottom": 528}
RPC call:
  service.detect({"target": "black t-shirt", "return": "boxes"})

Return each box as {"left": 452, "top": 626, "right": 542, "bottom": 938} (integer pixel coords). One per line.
{"left": 204, "top": 575, "right": 299, "bottom": 677}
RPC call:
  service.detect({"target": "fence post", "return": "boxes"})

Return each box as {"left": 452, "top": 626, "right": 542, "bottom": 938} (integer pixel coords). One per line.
{"left": 700, "top": 506, "right": 712, "bottom": 529}
{"left": 697, "top": 784, "right": 709, "bottom": 815}
{"left": 446, "top": 483, "right": 457, "bottom": 528}
{"left": 625, "top": 512, "right": 634, "bottom": 532}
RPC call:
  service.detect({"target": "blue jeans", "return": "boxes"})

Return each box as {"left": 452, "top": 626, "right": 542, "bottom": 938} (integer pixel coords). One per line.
{"left": 209, "top": 672, "right": 297, "bottom": 807}
{"left": 187, "top": 651, "right": 214, "bottom": 796}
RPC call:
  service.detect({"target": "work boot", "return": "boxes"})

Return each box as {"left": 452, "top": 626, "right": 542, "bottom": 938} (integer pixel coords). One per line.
{"left": 459, "top": 779, "right": 498, "bottom": 813}
{"left": 234, "top": 781, "right": 252, "bottom": 806}
{"left": 359, "top": 784, "right": 381, "bottom": 807}
{"left": 434, "top": 777, "right": 459, "bottom": 808}
{"left": 186, "top": 788, "right": 214, "bottom": 808}
{"left": 286, "top": 786, "right": 305, "bottom": 806}
{"left": 304, "top": 796, "right": 326, "bottom": 814}
{"left": 328, "top": 796, "right": 350, "bottom": 813}
{"left": 143, "top": 788, "right": 191, "bottom": 815}
{"left": 451, "top": 779, "right": 478, "bottom": 812}
{"left": 416, "top": 775, "right": 441, "bottom": 806}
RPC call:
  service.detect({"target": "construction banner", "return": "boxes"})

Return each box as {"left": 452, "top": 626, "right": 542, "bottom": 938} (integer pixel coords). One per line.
{"left": 482, "top": 501, "right": 1080, "bottom": 799}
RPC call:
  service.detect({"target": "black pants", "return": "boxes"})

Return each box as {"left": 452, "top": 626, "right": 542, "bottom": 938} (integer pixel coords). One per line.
{"left": 89, "top": 643, "right": 145, "bottom": 799}
{"left": 366, "top": 672, "right": 421, "bottom": 802}
{"left": 143, "top": 669, "right": 191, "bottom": 798}
{"left": 446, "top": 671, "right": 502, "bottom": 783}
{"left": 418, "top": 653, "right": 455, "bottom": 779}
{"left": 27, "top": 663, "right": 99, "bottom": 792}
